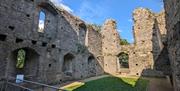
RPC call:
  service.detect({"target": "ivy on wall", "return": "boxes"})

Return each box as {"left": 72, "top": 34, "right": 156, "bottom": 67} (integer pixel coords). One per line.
{"left": 16, "top": 49, "right": 26, "bottom": 69}
{"left": 118, "top": 52, "right": 129, "bottom": 68}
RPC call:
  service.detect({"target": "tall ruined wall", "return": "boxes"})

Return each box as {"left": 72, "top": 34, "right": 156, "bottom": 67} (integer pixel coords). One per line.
{"left": 101, "top": 19, "right": 121, "bottom": 74}
{"left": 0, "top": 0, "right": 82, "bottom": 84}
{"left": 86, "top": 26, "right": 102, "bottom": 57}
{"left": 85, "top": 26, "right": 104, "bottom": 75}
{"left": 156, "top": 11, "right": 167, "bottom": 42}
{"left": 99, "top": 9, "right": 166, "bottom": 76}
{"left": 163, "top": 0, "right": 180, "bottom": 90}
{"left": 101, "top": 19, "right": 120, "bottom": 55}
{"left": 133, "top": 8, "right": 156, "bottom": 71}
{"left": 132, "top": 8, "right": 164, "bottom": 76}
{"left": 0, "top": 0, "right": 103, "bottom": 85}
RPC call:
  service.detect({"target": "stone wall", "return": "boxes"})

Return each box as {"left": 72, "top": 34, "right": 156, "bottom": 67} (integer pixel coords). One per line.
{"left": 163, "top": 0, "right": 180, "bottom": 90}
{"left": 156, "top": 11, "right": 167, "bottom": 42}
{"left": 0, "top": 0, "right": 103, "bottom": 85}
{"left": 99, "top": 8, "right": 166, "bottom": 77}
{"left": 132, "top": 8, "right": 164, "bottom": 76}
{"left": 101, "top": 19, "right": 121, "bottom": 74}
{"left": 0, "top": 0, "right": 175, "bottom": 88}
{"left": 86, "top": 26, "right": 104, "bottom": 72}
{"left": 60, "top": 10, "right": 87, "bottom": 45}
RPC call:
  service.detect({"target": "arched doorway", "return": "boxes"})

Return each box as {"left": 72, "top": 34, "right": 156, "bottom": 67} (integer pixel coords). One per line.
{"left": 88, "top": 56, "right": 96, "bottom": 77}
{"left": 7, "top": 47, "right": 40, "bottom": 81}
{"left": 117, "top": 52, "right": 129, "bottom": 68}
{"left": 62, "top": 53, "right": 74, "bottom": 76}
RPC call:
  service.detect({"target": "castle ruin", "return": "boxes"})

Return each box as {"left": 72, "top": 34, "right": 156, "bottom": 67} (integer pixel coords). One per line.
{"left": 0, "top": 0, "right": 179, "bottom": 91}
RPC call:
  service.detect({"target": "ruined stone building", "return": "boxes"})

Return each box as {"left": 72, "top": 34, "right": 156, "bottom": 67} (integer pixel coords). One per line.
{"left": 0, "top": 0, "right": 104, "bottom": 85}
{"left": 163, "top": 0, "right": 180, "bottom": 91}
{"left": 0, "top": 0, "right": 180, "bottom": 91}
{"left": 0, "top": 0, "right": 167, "bottom": 84}
{"left": 101, "top": 8, "right": 167, "bottom": 77}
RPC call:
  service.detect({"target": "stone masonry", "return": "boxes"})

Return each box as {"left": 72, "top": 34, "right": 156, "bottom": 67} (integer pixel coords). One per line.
{"left": 101, "top": 19, "right": 121, "bottom": 74}
{"left": 163, "top": 0, "right": 180, "bottom": 90}
{"left": 0, "top": 0, "right": 104, "bottom": 85}
{"left": 100, "top": 8, "right": 167, "bottom": 77}
{"left": 0, "top": 0, "right": 179, "bottom": 91}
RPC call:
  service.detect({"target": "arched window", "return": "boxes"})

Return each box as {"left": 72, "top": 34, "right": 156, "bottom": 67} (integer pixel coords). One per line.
{"left": 118, "top": 52, "right": 129, "bottom": 68}
{"left": 63, "top": 53, "right": 74, "bottom": 76}
{"left": 38, "top": 11, "right": 46, "bottom": 32}
{"left": 88, "top": 56, "right": 96, "bottom": 76}
{"left": 88, "top": 56, "right": 94, "bottom": 65}
{"left": 16, "top": 49, "right": 26, "bottom": 69}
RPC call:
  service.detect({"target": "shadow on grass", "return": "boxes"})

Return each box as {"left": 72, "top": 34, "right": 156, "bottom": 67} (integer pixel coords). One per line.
{"left": 64, "top": 76, "right": 149, "bottom": 91}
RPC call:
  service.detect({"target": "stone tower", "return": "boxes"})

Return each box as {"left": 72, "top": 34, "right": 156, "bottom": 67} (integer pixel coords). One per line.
{"left": 101, "top": 19, "right": 121, "bottom": 74}
{"left": 133, "top": 8, "right": 164, "bottom": 76}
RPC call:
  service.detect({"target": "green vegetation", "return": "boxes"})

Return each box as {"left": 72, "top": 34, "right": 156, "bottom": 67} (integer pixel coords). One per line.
{"left": 64, "top": 76, "right": 149, "bottom": 91}
{"left": 118, "top": 52, "right": 129, "bottom": 68}
{"left": 16, "top": 49, "right": 26, "bottom": 68}
{"left": 120, "top": 39, "right": 130, "bottom": 45}
{"left": 62, "top": 82, "right": 84, "bottom": 91}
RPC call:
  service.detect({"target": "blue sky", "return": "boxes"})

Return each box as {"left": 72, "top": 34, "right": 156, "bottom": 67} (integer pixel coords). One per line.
{"left": 51, "top": 0, "right": 163, "bottom": 43}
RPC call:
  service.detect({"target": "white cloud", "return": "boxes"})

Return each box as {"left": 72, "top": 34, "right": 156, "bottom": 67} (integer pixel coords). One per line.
{"left": 117, "top": 29, "right": 122, "bottom": 33}
{"left": 50, "top": 0, "right": 73, "bottom": 13}
{"left": 75, "top": 0, "right": 108, "bottom": 23}
{"left": 59, "top": 3, "right": 73, "bottom": 12}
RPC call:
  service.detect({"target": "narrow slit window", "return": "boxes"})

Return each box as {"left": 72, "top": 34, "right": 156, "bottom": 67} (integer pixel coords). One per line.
{"left": 38, "top": 11, "right": 45, "bottom": 33}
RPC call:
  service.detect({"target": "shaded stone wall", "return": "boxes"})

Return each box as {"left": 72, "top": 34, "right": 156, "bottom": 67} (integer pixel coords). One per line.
{"left": 86, "top": 26, "right": 102, "bottom": 57}
{"left": 0, "top": 0, "right": 103, "bottom": 85}
{"left": 86, "top": 26, "right": 104, "bottom": 72}
{"left": 60, "top": 10, "right": 87, "bottom": 45}
{"left": 156, "top": 11, "right": 167, "bottom": 42}
{"left": 163, "top": 0, "right": 180, "bottom": 90}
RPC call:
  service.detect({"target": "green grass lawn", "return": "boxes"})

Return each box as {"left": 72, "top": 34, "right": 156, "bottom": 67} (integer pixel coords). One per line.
{"left": 63, "top": 76, "right": 149, "bottom": 91}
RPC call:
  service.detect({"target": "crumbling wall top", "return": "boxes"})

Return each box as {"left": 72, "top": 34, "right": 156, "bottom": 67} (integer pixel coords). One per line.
{"left": 155, "top": 11, "right": 167, "bottom": 36}
{"left": 133, "top": 7, "right": 155, "bottom": 21}
{"left": 58, "top": 9, "right": 86, "bottom": 31}
{"left": 102, "top": 19, "right": 117, "bottom": 30}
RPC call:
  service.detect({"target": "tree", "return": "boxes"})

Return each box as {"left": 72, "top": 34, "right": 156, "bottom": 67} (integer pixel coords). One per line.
{"left": 118, "top": 52, "right": 129, "bottom": 68}
{"left": 120, "top": 39, "right": 130, "bottom": 45}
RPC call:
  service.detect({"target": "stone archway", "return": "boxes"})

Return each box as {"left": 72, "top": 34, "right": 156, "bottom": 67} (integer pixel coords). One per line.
{"left": 88, "top": 56, "right": 96, "bottom": 77}
{"left": 7, "top": 47, "right": 40, "bottom": 81}
{"left": 62, "top": 53, "right": 75, "bottom": 76}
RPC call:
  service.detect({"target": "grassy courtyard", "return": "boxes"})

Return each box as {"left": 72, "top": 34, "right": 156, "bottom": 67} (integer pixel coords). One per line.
{"left": 63, "top": 76, "right": 149, "bottom": 91}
